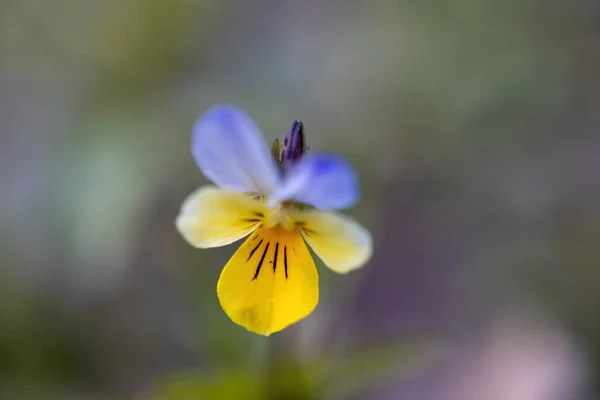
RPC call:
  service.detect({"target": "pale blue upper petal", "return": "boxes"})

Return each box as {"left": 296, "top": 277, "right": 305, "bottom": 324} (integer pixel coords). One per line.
{"left": 192, "top": 105, "right": 279, "bottom": 194}
{"left": 269, "top": 153, "right": 359, "bottom": 210}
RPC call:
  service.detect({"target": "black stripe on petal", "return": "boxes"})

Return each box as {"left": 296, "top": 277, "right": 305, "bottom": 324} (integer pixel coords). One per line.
{"left": 252, "top": 242, "right": 270, "bottom": 281}
{"left": 284, "top": 246, "right": 288, "bottom": 279}
{"left": 247, "top": 239, "right": 263, "bottom": 261}
{"left": 273, "top": 243, "right": 279, "bottom": 273}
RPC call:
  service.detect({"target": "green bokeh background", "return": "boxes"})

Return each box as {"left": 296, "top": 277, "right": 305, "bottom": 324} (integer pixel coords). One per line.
{"left": 1, "top": 1, "right": 599, "bottom": 399}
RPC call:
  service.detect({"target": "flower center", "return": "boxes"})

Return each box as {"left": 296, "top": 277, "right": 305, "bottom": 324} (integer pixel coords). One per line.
{"left": 263, "top": 205, "right": 297, "bottom": 232}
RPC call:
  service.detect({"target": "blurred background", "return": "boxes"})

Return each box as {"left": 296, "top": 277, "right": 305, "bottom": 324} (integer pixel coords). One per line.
{"left": 1, "top": 0, "right": 599, "bottom": 399}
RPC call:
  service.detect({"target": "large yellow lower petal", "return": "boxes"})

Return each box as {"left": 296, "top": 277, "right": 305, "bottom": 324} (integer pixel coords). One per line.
{"left": 176, "top": 186, "right": 269, "bottom": 248}
{"left": 294, "top": 210, "right": 372, "bottom": 274}
{"left": 217, "top": 226, "right": 319, "bottom": 335}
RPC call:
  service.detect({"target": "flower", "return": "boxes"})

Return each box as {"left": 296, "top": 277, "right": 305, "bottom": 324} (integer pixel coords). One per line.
{"left": 176, "top": 105, "right": 372, "bottom": 336}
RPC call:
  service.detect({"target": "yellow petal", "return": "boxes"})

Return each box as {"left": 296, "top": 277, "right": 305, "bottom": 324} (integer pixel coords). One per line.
{"left": 217, "top": 226, "right": 319, "bottom": 335}
{"left": 175, "top": 186, "right": 269, "bottom": 248}
{"left": 294, "top": 210, "right": 372, "bottom": 274}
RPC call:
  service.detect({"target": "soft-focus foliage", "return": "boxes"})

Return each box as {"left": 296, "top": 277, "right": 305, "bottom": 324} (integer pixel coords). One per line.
{"left": 1, "top": 0, "right": 598, "bottom": 398}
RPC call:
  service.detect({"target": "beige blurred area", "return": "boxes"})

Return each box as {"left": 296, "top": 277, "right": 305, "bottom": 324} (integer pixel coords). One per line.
{"left": 1, "top": 0, "right": 599, "bottom": 399}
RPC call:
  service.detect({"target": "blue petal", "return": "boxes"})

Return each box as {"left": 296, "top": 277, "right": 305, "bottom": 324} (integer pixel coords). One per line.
{"left": 270, "top": 153, "right": 359, "bottom": 210}
{"left": 192, "top": 105, "right": 279, "bottom": 194}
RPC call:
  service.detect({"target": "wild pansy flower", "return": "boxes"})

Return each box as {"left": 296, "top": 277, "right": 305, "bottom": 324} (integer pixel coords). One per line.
{"left": 176, "top": 105, "right": 372, "bottom": 336}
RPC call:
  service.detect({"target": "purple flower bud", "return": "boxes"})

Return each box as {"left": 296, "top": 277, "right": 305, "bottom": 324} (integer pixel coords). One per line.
{"left": 282, "top": 121, "right": 306, "bottom": 165}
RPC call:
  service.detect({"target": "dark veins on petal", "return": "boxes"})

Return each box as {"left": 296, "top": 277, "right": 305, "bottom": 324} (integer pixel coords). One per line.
{"left": 273, "top": 243, "right": 279, "bottom": 272}
{"left": 247, "top": 239, "right": 263, "bottom": 262}
{"left": 252, "top": 242, "right": 270, "bottom": 281}
{"left": 284, "top": 246, "right": 288, "bottom": 279}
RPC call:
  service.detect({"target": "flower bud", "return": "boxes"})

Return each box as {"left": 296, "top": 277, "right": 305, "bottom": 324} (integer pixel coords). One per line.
{"left": 282, "top": 121, "right": 305, "bottom": 165}
{"left": 271, "top": 138, "right": 282, "bottom": 164}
